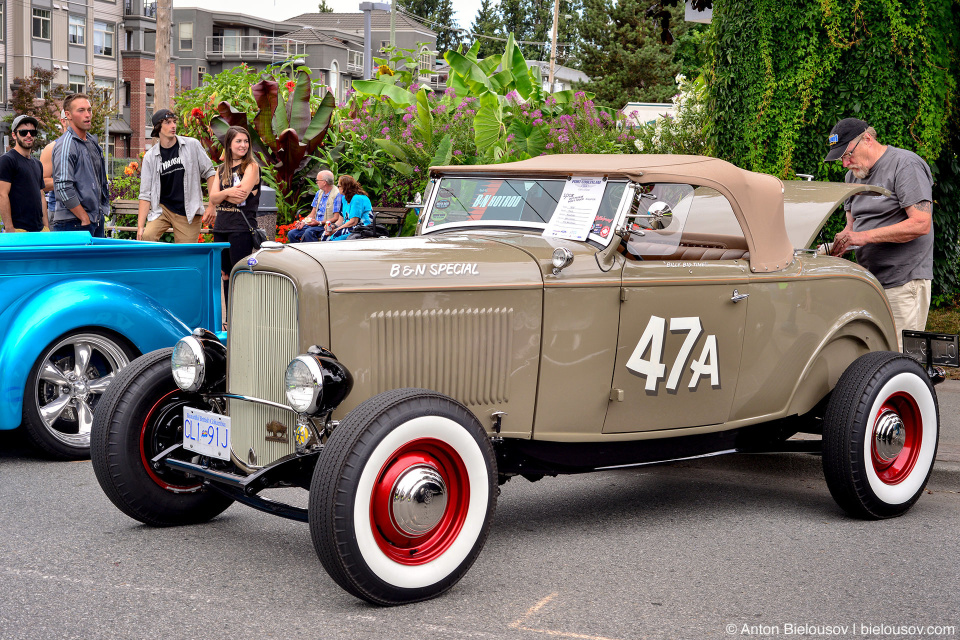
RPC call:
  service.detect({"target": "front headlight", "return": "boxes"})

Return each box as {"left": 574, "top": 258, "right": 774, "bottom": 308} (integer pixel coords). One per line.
{"left": 172, "top": 336, "right": 205, "bottom": 391}
{"left": 284, "top": 355, "right": 324, "bottom": 414}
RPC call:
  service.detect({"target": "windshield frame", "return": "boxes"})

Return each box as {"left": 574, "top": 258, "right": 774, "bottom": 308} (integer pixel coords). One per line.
{"left": 419, "top": 174, "right": 632, "bottom": 247}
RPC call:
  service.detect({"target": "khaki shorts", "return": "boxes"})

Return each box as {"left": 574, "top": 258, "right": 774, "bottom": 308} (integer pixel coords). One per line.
{"left": 11, "top": 227, "right": 50, "bottom": 232}
{"left": 143, "top": 204, "right": 202, "bottom": 243}
{"left": 884, "top": 279, "right": 931, "bottom": 351}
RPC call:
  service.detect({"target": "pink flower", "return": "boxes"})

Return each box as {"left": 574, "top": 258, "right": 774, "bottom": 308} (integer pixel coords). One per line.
{"left": 545, "top": 143, "right": 554, "bottom": 149}
{"left": 381, "top": 127, "right": 390, "bottom": 134}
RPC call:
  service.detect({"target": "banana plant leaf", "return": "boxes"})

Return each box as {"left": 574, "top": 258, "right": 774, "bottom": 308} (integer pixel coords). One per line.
{"left": 274, "top": 129, "right": 308, "bottom": 186}
{"left": 287, "top": 71, "right": 314, "bottom": 135}
{"left": 304, "top": 92, "right": 337, "bottom": 155}
{"left": 503, "top": 34, "right": 534, "bottom": 99}
{"left": 210, "top": 102, "right": 269, "bottom": 160}
{"left": 444, "top": 51, "right": 493, "bottom": 93}
{"left": 250, "top": 80, "right": 280, "bottom": 149}
{"left": 415, "top": 90, "right": 433, "bottom": 148}
{"left": 430, "top": 134, "right": 453, "bottom": 168}
{"left": 374, "top": 138, "right": 409, "bottom": 163}
{"left": 352, "top": 80, "right": 416, "bottom": 106}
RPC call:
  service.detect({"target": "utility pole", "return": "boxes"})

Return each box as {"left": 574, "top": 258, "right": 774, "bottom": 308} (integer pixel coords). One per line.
{"left": 155, "top": 0, "right": 172, "bottom": 111}
{"left": 547, "top": 0, "right": 560, "bottom": 91}
{"left": 390, "top": 0, "right": 396, "bottom": 49}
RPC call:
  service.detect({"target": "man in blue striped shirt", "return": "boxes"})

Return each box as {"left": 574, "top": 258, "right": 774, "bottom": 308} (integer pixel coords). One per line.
{"left": 50, "top": 94, "right": 110, "bottom": 237}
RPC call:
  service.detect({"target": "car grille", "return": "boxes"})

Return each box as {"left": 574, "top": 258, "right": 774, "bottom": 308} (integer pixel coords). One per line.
{"left": 370, "top": 307, "right": 514, "bottom": 405}
{"left": 227, "top": 271, "right": 299, "bottom": 469}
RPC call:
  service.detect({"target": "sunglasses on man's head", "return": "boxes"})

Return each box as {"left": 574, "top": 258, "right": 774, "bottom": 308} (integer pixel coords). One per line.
{"left": 16, "top": 129, "right": 37, "bottom": 137}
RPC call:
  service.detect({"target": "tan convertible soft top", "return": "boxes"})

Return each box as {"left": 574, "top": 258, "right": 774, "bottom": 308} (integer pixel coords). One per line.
{"left": 431, "top": 154, "right": 793, "bottom": 272}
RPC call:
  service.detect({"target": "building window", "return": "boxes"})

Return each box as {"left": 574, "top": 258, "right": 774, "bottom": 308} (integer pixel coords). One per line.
{"left": 95, "top": 21, "right": 114, "bottom": 56}
{"left": 0, "top": 66, "right": 4, "bottom": 103}
{"left": 179, "top": 23, "right": 193, "bottom": 50}
{"left": 124, "top": 81, "right": 131, "bottom": 107}
{"left": 69, "top": 15, "right": 85, "bottom": 45}
{"left": 348, "top": 50, "right": 363, "bottom": 73}
{"left": 32, "top": 8, "right": 51, "bottom": 40}
{"left": 145, "top": 82, "right": 154, "bottom": 126}
{"left": 180, "top": 66, "right": 193, "bottom": 90}
{"left": 197, "top": 66, "right": 206, "bottom": 80}
{"left": 69, "top": 74, "right": 85, "bottom": 94}
{"left": 95, "top": 78, "right": 115, "bottom": 105}
{"left": 0, "top": 4, "right": 5, "bottom": 44}
{"left": 418, "top": 46, "right": 433, "bottom": 75}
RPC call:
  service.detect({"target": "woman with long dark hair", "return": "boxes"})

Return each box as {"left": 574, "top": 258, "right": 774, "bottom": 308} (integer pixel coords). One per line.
{"left": 327, "top": 175, "right": 372, "bottom": 241}
{"left": 209, "top": 126, "right": 261, "bottom": 303}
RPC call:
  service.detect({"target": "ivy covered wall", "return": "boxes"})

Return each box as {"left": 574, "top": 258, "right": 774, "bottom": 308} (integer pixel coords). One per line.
{"left": 704, "top": 0, "right": 960, "bottom": 303}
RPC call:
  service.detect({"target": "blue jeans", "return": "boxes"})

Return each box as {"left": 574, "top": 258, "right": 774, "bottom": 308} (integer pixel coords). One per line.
{"left": 287, "top": 224, "right": 326, "bottom": 243}
{"left": 51, "top": 217, "right": 104, "bottom": 237}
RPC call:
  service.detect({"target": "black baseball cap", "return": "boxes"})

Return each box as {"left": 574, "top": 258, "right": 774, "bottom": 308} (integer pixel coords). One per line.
{"left": 150, "top": 109, "right": 176, "bottom": 137}
{"left": 825, "top": 118, "right": 869, "bottom": 161}
{"left": 11, "top": 114, "right": 40, "bottom": 133}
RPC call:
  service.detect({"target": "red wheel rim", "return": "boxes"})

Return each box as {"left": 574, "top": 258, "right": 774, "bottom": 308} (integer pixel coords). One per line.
{"left": 369, "top": 437, "right": 470, "bottom": 565}
{"left": 140, "top": 390, "right": 202, "bottom": 492}
{"left": 871, "top": 392, "right": 922, "bottom": 484}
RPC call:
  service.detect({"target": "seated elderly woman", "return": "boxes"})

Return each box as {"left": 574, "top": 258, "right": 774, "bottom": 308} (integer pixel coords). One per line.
{"left": 327, "top": 175, "right": 373, "bottom": 241}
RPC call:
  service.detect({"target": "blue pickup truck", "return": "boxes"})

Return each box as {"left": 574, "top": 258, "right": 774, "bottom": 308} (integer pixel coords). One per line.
{"left": 0, "top": 232, "right": 224, "bottom": 459}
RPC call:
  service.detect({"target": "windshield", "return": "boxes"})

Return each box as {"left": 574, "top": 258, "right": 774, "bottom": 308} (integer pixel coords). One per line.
{"left": 424, "top": 177, "right": 628, "bottom": 244}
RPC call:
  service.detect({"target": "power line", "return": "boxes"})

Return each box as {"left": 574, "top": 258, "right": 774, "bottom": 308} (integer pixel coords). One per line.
{"left": 395, "top": 4, "right": 573, "bottom": 49}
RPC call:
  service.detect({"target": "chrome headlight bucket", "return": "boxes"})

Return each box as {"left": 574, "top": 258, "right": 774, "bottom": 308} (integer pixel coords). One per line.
{"left": 172, "top": 336, "right": 205, "bottom": 391}
{"left": 171, "top": 328, "right": 227, "bottom": 392}
{"left": 284, "top": 346, "right": 354, "bottom": 416}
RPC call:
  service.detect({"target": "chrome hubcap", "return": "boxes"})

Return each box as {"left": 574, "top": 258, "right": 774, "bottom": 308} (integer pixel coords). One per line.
{"left": 35, "top": 334, "right": 129, "bottom": 447}
{"left": 874, "top": 409, "right": 906, "bottom": 462}
{"left": 390, "top": 464, "right": 448, "bottom": 536}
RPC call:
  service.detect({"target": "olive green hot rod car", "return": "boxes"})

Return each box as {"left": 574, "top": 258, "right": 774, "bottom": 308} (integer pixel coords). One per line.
{"left": 92, "top": 155, "right": 948, "bottom": 606}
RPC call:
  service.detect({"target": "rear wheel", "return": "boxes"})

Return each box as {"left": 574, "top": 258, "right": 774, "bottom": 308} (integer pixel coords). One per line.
{"left": 22, "top": 330, "right": 134, "bottom": 460}
{"left": 91, "top": 348, "right": 233, "bottom": 526}
{"left": 310, "top": 389, "right": 497, "bottom": 605}
{"left": 822, "top": 352, "right": 939, "bottom": 519}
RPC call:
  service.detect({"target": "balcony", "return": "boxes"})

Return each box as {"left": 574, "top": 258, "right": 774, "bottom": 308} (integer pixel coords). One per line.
{"left": 206, "top": 36, "right": 306, "bottom": 60}
{"left": 124, "top": 1, "right": 156, "bottom": 18}
{"left": 347, "top": 50, "right": 363, "bottom": 74}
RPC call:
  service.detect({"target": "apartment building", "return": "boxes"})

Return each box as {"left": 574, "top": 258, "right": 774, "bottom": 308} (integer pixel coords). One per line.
{"left": 1, "top": 0, "right": 127, "bottom": 154}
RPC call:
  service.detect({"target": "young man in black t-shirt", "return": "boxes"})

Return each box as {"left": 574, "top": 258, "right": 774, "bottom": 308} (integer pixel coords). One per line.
{"left": 0, "top": 114, "right": 48, "bottom": 233}
{"left": 137, "top": 109, "right": 216, "bottom": 243}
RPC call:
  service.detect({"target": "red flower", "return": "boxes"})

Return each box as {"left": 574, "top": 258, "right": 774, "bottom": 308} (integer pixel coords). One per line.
{"left": 191, "top": 107, "right": 204, "bottom": 119}
{"left": 286, "top": 81, "right": 296, "bottom": 92}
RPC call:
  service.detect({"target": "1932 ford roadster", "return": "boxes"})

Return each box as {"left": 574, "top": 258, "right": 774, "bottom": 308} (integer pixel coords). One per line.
{"left": 91, "top": 155, "right": 950, "bottom": 605}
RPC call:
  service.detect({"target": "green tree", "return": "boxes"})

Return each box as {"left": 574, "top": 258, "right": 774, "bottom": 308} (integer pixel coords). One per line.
{"left": 577, "top": 0, "right": 691, "bottom": 107}
{"left": 403, "top": 0, "right": 461, "bottom": 53}
{"left": 6, "top": 68, "right": 60, "bottom": 145}
{"left": 317, "top": 0, "right": 334, "bottom": 11}
{"left": 469, "top": 0, "right": 504, "bottom": 58}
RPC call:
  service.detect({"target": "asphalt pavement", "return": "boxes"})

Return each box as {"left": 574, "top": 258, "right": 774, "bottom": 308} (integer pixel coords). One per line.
{"left": 0, "top": 382, "right": 958, "bottom": 640}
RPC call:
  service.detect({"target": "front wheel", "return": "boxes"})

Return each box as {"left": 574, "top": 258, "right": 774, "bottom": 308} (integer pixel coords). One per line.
{"left": 309, "top": 389, "right": 497, "bottom": 605}
{"left": 822, "top": 352, "right": 939, "bottom": 519}
{"left": 91, "top": 348, "right": 233, "bottom": 526}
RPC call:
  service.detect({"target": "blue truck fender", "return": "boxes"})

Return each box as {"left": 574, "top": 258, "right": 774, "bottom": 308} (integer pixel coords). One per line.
{"left": 0, "top": 279, "right": 192, "bottom": 431}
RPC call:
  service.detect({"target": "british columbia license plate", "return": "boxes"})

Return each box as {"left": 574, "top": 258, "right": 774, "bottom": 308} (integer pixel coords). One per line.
{"left": 183, "top": 407, "right": 231, "bottom": 461}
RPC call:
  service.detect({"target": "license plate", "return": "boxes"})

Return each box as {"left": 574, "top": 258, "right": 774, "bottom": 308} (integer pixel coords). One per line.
{"left": 902, "top": 330, "right": 960, "bottom": 368}
{"left": 183, "top": 407, "right": 231, "bottom": 461}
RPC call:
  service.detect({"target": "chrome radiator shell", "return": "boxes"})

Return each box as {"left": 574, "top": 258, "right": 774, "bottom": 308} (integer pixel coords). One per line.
{"left": 227, "top": 271, "right": 300, "bottom": 469}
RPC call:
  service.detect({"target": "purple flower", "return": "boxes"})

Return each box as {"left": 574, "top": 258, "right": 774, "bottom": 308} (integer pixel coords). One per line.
{"left": 453, "top": 149, "right": 463, "bottom": 156}
{"left": 381, "top": 127, "right": 390, "bottom": 134}
{"left": 415, "top": 142, "right": 424, "bottom": 149}
{"left": 360, "top": 134, "right": 368, "bottom": 141}
{"left": 444, "top": 86, "right": 456, "bottom": 96}
{"left": 403, "top": 114, "right": 414, "bottom": 122}
{"left": 545, "top": 142, "right": 554, "bottom": 149}
{"left": 531, "top": 110, "right": 542, "bottom": 119}
{"left": 506, "top": 134, "right": 515, "bottom": 143}
{"left": 532, "top": 118, "right": 544, "bottom": 126}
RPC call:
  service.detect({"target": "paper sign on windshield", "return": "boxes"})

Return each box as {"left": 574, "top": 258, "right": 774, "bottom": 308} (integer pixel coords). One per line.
{"left": 542, "top": 177, "right": 606, "bottom": 241}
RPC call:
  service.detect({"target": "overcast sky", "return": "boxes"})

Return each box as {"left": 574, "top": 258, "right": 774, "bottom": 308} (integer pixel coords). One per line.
{"left": 172, "top": 0, "right": 484, "bottom": 32}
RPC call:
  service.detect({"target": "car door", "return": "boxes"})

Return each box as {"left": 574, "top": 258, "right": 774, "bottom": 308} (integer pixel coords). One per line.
{"left": 603, "top": 184, "right": 750, "bottom": 433}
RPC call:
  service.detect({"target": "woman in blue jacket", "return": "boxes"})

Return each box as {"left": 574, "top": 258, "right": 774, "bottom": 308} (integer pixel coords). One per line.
{"left": 327, "top": 175, "right": 372, "bottom": 241}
